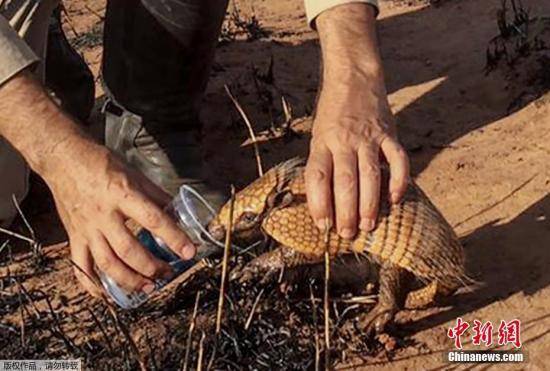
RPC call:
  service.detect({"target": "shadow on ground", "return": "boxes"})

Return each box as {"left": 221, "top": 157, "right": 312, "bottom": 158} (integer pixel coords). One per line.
{"left": 406, "top": 193, "right": 550, "bottom": 333}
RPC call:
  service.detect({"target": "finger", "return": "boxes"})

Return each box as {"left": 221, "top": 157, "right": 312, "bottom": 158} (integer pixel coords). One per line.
{"left": 70, "top": 240, "right": 103, "bottom": 297}
{"left": 333, "top": 151, "right": 359, "bottom": 239}
{"left": 358, "top": 145, "right": 381, "bottom": 232}
{"left": 381, "top": 137, "right": 410, "bottom": 204}
{"left": 305, "top": 145, "right": 333, "bottom": 230}
{"left": 120, "top": 191, "right": 196, "bottom": 260}
{"left": 105, "top": 212, "right": 173, "bottom": 280}
{"left": 89, "top": 232, "right": 153, "bottom": 293}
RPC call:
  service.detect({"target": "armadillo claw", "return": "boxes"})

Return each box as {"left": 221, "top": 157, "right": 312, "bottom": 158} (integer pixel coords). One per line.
{"left": 229, "top": 265, "right": 263, "bottom": 284}
{"left": 230, "top": 264, "right": 279, "bottom": 286}
{"left": 359, "top": 305, "right": 395, "bottom": 339}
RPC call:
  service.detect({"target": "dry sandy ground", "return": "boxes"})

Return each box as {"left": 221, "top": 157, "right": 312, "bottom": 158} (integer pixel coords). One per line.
{"left": 1, "top": 0, "right": 550, "bottom": 369}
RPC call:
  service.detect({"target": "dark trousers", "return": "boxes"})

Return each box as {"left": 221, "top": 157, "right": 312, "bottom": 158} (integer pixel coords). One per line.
{"left": 102, "top": 0, "right": 229, "bottom": 126}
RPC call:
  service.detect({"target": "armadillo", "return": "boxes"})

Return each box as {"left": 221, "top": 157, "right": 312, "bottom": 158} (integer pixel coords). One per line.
{"left": 207, "top": 158, "right": 469, "bottom": 336}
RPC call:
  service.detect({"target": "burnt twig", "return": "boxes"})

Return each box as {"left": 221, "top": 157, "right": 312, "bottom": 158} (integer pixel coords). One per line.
{"left": 11, "top": 195, "right": 35, "bottom": 242}
{"left": 0, "top": 227, "right": 35, "bottom": 245}
{"left": 216, "top": 186, "right": 236, "bottom": 334}
{"left": 18, "top": 288, "right": 25, "bottom": 348}
{"left": 197, "top": 331, "right": 206, "bottom": 371}
{"left": 310, "top": 285, "right": 320, "bottom": 371}
{"left": 182, "top": 291, "right": 202, "bottom": 371}
{"left": 87, "top": 307, "right": 114, "bottom": 354}
{"left": 224, "top": 85, "right": 264, "bottom": 177}
{"left": 244, "top": 288, "right": 264, "bottom": 330}
{"left": 323, "top": 221, "right": 331, "bottom": 370}
{"left": 13, "top": 280, "right": 41, "bottom": 320}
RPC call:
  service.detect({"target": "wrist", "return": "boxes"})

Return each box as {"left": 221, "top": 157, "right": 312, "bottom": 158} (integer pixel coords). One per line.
{"left": 38, "top": 132, "right": 102, "bottom": 185}
{"left": 316, "top": 3, "right": 384, "bottom": 87}
{"left": 322, "top": 62, "right": 385, "bottom": 94}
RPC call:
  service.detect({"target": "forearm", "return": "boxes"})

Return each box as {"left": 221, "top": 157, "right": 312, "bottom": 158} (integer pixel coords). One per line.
{"left": 0, "top": 70, "right": 94, "bottom": 178}
{"left": 306, "top": 3, "right": 408, "bottom": 237}
{"left": 316, "top": 4, "right": 385, "bottom": 95}
{"left": 313, "top": 3, "right": 393, "bottom": 141}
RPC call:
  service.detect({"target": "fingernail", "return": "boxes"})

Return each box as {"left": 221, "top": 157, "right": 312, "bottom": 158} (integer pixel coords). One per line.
{"left": 142, "top": 283, "right": 155, "bottom": 295}
{"left": 181, "top": 244, "right": 196, "bottom": 260}
{"left": 390, "top": 192, "right": 400, "bottom": 204}
{"left": 360, "top": 218, "right": 376, "bottom": 232}
{"left": 339, "top": 228, "right": 355, "bottom": 239}
{"left": 315, "top": 218, "right": 332, "bottom": 231}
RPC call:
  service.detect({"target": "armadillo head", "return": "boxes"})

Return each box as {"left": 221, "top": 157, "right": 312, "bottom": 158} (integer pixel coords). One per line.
{"left": 207, "top": 158, "right": 304, "bottom": 246}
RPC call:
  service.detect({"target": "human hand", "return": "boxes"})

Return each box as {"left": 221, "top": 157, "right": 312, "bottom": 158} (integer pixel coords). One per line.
{"left": 0, "top": 72, "right": 195, "bottom": 297}
{"left": 305, "top": 3, "right": 409, "bottom": 239}
{"left": 45, "top": 140, "right": 195, "bottom": 296}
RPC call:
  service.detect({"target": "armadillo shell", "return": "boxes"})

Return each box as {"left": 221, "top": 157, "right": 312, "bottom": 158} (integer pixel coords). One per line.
{"left": 261, "top": 177, "right": 466, "bottom": 284}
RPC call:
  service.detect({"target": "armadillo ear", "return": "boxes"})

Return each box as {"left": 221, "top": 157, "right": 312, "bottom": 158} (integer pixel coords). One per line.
{"left": 266, "top": 189, "right": 294, "bottom": 210}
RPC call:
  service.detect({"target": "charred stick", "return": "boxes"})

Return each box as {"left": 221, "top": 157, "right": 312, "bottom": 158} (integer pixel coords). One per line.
{"left": 244, "top": 288, "right": 264, "bottom": 330}
{"left": 310, "top": 284, "right": 320, "bottom": 371}
{"left": 87, "top": 308, "right": 114, "bottom": 354}
{"left": 224, "top": 85, "right": 264, "bottom": 177}
{"left": 197, "top": 331, "right": 206, "bottom": 371}
{"left": 182, "top": 291, "right": 202, "bottom": 371}
{"left": 216, "top": 186, "right": 236, "bottom": 334}
{"left": 323, "top": 221, "right": 331, "bottom": 370}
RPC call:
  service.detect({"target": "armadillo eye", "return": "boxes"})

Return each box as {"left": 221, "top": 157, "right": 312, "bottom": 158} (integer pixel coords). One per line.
{"left": 240, "top": 212, "right": 258, "bottom": 224}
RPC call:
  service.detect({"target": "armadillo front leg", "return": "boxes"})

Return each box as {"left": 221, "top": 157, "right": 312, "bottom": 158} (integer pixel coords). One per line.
{"left": 360, "top": 260, "right": 410, "bottom": 337}
{"left": 231, "top": 245, "right": 323, "bottom": 284}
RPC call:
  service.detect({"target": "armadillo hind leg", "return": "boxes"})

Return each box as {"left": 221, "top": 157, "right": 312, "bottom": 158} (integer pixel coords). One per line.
{"left": 231, "top": 245, "right": 323, "bottom": 284}
{"left": 360, "top": 261, "right": 411, "bottom": 337}
{"left": 405, "top": 280, "right": 459, "bottom": 309}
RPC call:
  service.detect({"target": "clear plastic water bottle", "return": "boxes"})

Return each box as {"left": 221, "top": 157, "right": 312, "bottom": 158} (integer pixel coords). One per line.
{"left": 98, "top": 185, "right": 224, "bottom": 309}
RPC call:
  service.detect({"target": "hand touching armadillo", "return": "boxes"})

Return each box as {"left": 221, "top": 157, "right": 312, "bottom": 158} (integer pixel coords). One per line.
{"left": 207, "top": 158, "right": 470, "bottom": 336}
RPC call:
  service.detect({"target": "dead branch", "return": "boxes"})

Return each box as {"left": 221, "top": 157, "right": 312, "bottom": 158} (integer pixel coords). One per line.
{"left": 244, "top": 288, "right": 264, "bottom": 330}
{"left": 18, "top": 289, "right": 25, "bottom": 348}
{"left": 87, "top": 307, "right": 114, "bottom": 354}
{"left": 0, "top": 227, "right": 35, "bottom": 245}
{"left": 11, "top": 195, "right": 35, "bottom": 242}
{"left": 216, "top": 186, "right": 236, "bottom": 334}
{"left": 13, "top": 280, "right": 41, "bottom": 320}
{"left": 310, "top": 285, "right": 320, "bottom": 371}
{"left": 197, "top": 331, "right": 206, "bottom": 371}
{"left": 182, "top": 290, "right": 202, "bottom": 371}
{"left": 11, "top": 195, "right": 42, "bottom": 264}
{"left": 323, "top": 221, "right": 331, "bottom": 370}
{"left": 224, "top": 85, "right": 264, "bottom": 177}
{"left": 281, "top": 95, "right": 293, "bottom": 126}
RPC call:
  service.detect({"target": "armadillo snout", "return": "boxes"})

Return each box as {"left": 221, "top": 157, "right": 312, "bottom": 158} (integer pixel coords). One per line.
{"left": 207, "top": 223, "right": 226, "bottom": 242}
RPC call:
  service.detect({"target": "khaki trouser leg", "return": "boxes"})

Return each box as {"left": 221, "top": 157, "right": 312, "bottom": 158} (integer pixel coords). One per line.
{"left": 0, "top": 0, "right": 59, "bottom": 227}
